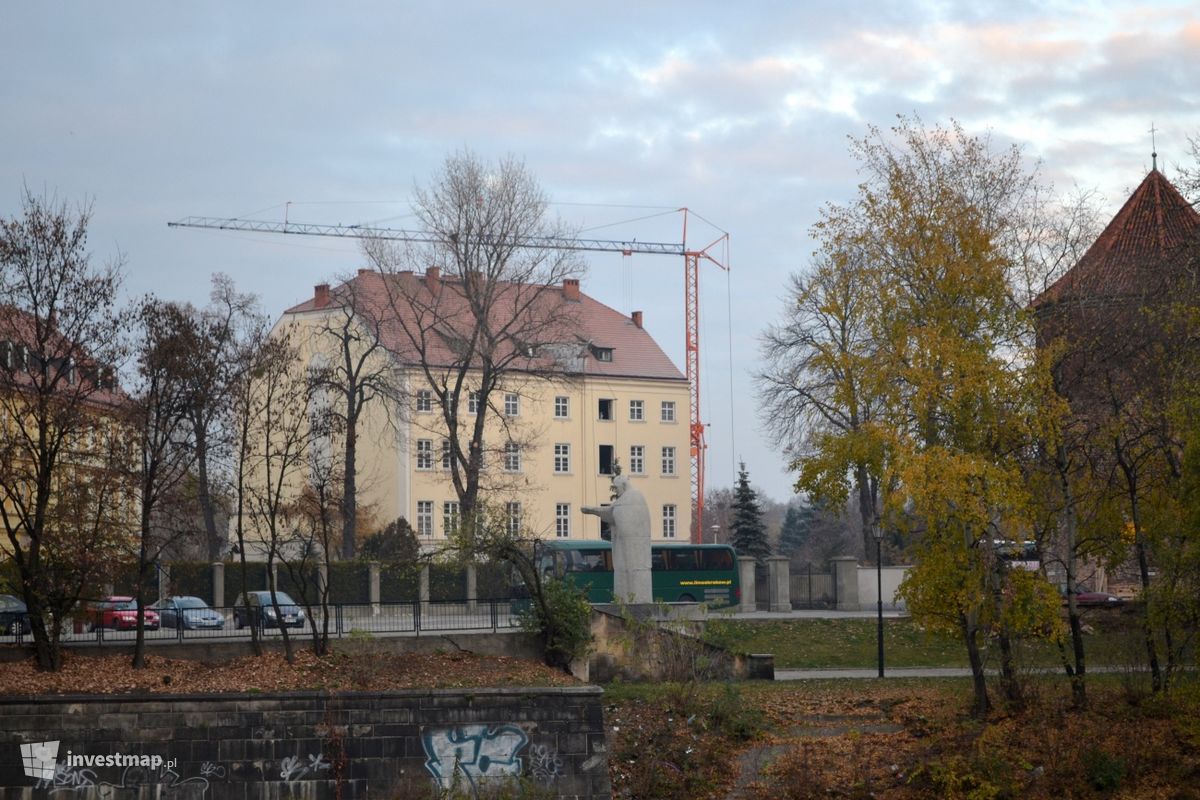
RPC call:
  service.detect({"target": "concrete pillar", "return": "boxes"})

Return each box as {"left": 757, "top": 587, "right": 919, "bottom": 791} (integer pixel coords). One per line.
{"left": 157, "top": 564, "right": 170, "bottom": 601}
{"left": 767, "top": 556, "right": 791, "bottom": 612}
{"left": 419, "top": 564, "right": 430, "bottom": 604}
{"left": 737, "top": 556, "right": 757, "bottom": 613}
{"left": 466, "top": 563, "right": 477, "bottom": 611}
{"left": 211, "top": 562, "right": 225, "bottom": 608}
{"left": 368, "top": 561, "right": 381, "bottom": 616}
{"left": 317, "top": 562, "right": 329, "bottom": 601}
{"left": 832, "top": 556, "right": 860, "bottom": 611}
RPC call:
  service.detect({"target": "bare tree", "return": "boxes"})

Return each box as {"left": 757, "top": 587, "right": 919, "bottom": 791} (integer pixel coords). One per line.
{"left": 362, "top": 151, "right": 585, "bottom": 525}
{"left": 128, "top": 298, "right": 203, "bottom": 668}
{"left": 241, "top": 328, "right": 313, "bottom": 664}
{"left": 0, "top": 188, "right": 130, "bottom": 670}
{"left": 306, "top": 279, "right": 403, "bottom": 559}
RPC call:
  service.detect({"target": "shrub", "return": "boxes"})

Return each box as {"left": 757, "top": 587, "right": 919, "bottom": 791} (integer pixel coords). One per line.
{"left": 1082, "top": 747, "right": 1125, "bottom": 791}
{"left": 518, "top": 578, "right": 591, "bottom": 671}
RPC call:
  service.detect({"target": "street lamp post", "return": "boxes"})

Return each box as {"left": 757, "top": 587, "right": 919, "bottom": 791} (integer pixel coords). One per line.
{"left": 873, "top": 522, "right": 885, "bottom": 678}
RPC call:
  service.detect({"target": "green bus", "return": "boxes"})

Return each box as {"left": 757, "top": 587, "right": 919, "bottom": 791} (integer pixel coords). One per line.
{"left": 534, "top": 540, "right": 740, "bottom": 606}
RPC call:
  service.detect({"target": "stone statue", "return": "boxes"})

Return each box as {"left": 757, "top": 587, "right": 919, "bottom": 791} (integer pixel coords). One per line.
{"left": 583, "top": 474, "right": 652, "bottom": 604}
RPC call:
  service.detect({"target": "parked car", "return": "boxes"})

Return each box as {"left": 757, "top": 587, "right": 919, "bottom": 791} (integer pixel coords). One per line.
{"left": 151, "top": 596, "right": 225, "bottom": 630}
{"left": 0, "top": 594, "right": 31, "bottom": 636}
{"left": 1073, "top": 591, "right": 1125, "bottom": 608}
{"left": 86, "top": 597, "right": 160, "bottom": 631}
{"left": 232, "top": 591, "right": 306, "bottom": 630}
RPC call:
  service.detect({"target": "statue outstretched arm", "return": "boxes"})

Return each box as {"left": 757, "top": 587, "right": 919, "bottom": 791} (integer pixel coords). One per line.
{"left": 581, "top": 505, "right": 614, "bottom": 524}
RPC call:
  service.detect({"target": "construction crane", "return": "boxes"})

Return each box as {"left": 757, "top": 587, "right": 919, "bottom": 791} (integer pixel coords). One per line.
{"left": 168, "top": 210, "right": 729, "bottom": 542}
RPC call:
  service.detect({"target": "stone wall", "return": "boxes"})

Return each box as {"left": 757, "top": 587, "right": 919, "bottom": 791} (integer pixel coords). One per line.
{"left": 0, "top": 687, "right": 610, "bottom": 799}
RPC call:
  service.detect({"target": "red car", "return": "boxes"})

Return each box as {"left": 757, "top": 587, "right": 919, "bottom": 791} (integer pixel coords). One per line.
{"left": 87, "top": 597, "right": 160, "bottom": 631}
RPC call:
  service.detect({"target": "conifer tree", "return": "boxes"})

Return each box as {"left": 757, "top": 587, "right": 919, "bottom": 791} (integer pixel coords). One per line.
{"left": 777, "top": 503, "right": 809, "bottom": 557}
{"left": 731, "top": 462, "right": 772, "bottom": 565}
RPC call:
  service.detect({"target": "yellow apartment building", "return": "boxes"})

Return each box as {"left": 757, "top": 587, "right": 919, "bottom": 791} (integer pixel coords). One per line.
{"left": 277, "top": 267, "right": 692, "bottom": 547}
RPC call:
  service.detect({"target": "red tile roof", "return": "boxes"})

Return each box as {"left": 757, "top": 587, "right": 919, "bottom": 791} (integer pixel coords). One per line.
{"left": 284, "top": 270, "right": 686, "bottom": 382}
{"left": 1035, "top": 169, "right": 1200, "bottom": 307}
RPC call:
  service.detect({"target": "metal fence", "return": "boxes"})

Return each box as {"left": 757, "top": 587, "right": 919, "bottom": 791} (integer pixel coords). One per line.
{"left": 790, "top": 563, "right": 835, "bottom": 609}
{"left": 0, "top": 599, "right": 523, "bottom": 647}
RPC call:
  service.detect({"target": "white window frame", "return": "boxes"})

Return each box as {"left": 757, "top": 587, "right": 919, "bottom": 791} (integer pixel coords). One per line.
{"left": 663, "top": 504, "right": 677, "bottom": 538}
{"left": 504, "top": 392, "right": 520, "bottom": 417}
{"left": 555, "top": 503, "right": 571, "bottom": 538}
{"left": 554, "top": 395, "right": 569, "bottom": 419}
{"left": 416, "top": 501, "right": 434, "bottom": 537}
{"left": 468, "top": 390, "right": 480, "bottom": 415}
{"left": 503, "top": 441, "right": 521, "bottom": 473}
{"left": 661, "top": 446, "right": 676, "bottom": 476}
{"left": 443, "top": 501, "right": 461, "bottom": 535}
{"left": 416, "top": 389, "right": 433, "bottom": 413}
{"left": 441, "top": 439, "right": 451, "bottom": 470}
{"left": 629, "top": 399, "right": 644, "bottom": 421}
{"left": 554, "top": 443, "right": 570, "bottom": 474}
{"left": 630, "top": 445, "right": 645, "bottom": 475}
{"left": 661, "top": 400, "right": 676, "bottom": 422}
{"left": 506, "top": 501, "right": 522, "bottom": 535}
{"left": 416, "top": 439, "right": 434, "bottom": 470}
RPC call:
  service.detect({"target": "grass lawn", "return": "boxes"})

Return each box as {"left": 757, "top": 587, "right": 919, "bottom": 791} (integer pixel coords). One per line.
{"left": 703, "top": 609, "right": 1154, "bottom": 669}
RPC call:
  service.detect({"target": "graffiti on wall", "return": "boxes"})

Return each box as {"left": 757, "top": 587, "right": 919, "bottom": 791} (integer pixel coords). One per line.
{"left": 421, "top": 724, "right": 529, "bottom": 795}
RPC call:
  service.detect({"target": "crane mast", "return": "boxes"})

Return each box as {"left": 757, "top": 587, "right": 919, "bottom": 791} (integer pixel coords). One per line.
{"left": 168, "top": 210, "right": 728, "bottom": 542}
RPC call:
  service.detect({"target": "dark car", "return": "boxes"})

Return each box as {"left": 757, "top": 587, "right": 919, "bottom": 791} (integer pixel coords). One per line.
{"left": 0, "top": 594, "right": 31, "bottom": 636}
{"left": 87, "top": 597, "right": 160, "bottom": 631}
{"left": 232, "top": 591, "right": 306, "bottom": 630}
{"left": 1073, "top": 591, "right": 1125, "bottom": 608}
{"left": 151, "top": 596, "right": 225, "bottom": 630}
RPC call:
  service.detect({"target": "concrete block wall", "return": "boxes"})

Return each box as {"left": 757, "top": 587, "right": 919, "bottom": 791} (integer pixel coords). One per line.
{"left": 0, "top": 688, "right": 611, "bottom": 799}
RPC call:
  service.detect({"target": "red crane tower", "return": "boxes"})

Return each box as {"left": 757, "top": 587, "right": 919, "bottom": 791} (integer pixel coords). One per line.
{"left": 168, "top": 208, "right": 729, "bottom": 541}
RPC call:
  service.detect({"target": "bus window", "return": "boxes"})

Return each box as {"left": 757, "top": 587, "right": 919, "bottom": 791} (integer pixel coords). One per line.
{"left": 650, "top": 550, "right": 666, "bottom": 571}
{"left": 702, "top": 549, "right": 733, "bottom": 571}
{"left": 666, "top": 548, "right": 699, "bottom": 571}
{"left": 568, "top": 549, "right": 610, "bottom": 572}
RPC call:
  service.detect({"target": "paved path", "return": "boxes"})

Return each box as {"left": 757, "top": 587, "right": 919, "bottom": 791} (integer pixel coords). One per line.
{"left": 730, "top": 608, "right": 907, "bottom": 620}
{"left": 776, "top": 666, "right": 972, "bottom": 680}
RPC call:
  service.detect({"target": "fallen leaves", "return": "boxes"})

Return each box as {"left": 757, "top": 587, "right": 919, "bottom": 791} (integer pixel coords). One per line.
{"left": 0, "top": 648, "right": 578, "bottom": 696}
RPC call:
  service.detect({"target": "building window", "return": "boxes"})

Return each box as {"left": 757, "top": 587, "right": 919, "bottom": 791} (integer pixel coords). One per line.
{"left": 416, "top": 390, "right": 433, "bottom": 413}
{"left": 663, "top": 504, "right": 677, "bottom": 539}
{"left": 594, "top": 347, "right": 613, "bottom": 362}
{"left": 629, "top": 399, "right": 644, "bottom": 421}
{"left": 504, "top": 392, "right": 520, "bottom": 417}
{"left": 598, "top": 398, "right": 613, "bottom": 420}
{"left": 468, "top": 390, "right": 480, "bottom": 415}
{"left": 555, "top": 503, "right": 570, "bottom": 538}
{"left": 661, "top": 400, "right": 676, "bottom": 422}
{"left": 630, "top": 445, "right": 645, "bottom": 475}
{"left": 662, "top": 446, "right": 676, "bottom": 476}
{"left": 443, "top": 501, "right": 460, "bottom": 535}
{"left": 554, "top": 395, "right": 569, "bottom": 418}
{"left": 506, "top": 501, "right": 522, "bottom": 535}
{"left": 417, "top": 501, "right": 434, "bottom": 537}
{"left": 416, "top": 439, "right": 433, "bottom": 470}
{"left": 503, "top": 441, "right": 521, "bottom": 472}
{"left": 554, "top": 443, "right": 570, "bottom": 474}
{"left": 441, "top": 439, "right": 451, "bottom": 470}
{"left": 599, "top": 444, "right": 614, "bottom": 475}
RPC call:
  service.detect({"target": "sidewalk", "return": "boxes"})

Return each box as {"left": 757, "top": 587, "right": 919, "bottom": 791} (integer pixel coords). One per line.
{"left": 721, "top": 608, "right": 908, "bottom": 621}
{"left": 776, "top": 666, "right": 971, "bottom": 680}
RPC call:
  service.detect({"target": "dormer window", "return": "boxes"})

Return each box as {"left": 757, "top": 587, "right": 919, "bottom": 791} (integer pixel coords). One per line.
{"left": 589, "top": 344, "right": 614, "bottom": 362}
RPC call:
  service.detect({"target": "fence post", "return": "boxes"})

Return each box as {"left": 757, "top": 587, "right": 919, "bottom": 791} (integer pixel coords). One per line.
{"left": 768, "top": 556, "right": 791, "bottom": 612}
{"left": 211, "top": 562, "right": 225, "bottom": 609}
{"left": 831, "top": 556, "right": 860, "bottom": 611}
{"left": 737, "top": 556, "right": 757, "bottom": 613}
{"left": 490, "top": 600, "right": 498, "bottom": 632}
{"left": 413, "top": 599, "right": 421, "bottom": 635}
{"left": 466, "top": 563, "right": 477, "bottom": 612}
{"left": 368, "top": 561, "right": 381, "bottom": 617}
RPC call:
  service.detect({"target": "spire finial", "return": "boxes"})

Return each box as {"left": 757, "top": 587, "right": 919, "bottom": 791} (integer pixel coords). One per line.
{"left": 1149, "top": 122, "right": 1158, "bottom": 170}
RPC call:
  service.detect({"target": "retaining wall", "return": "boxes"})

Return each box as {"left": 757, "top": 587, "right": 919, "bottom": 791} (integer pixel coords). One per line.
{"left": 0, "top": 687, "right": 610, "bottom": 799}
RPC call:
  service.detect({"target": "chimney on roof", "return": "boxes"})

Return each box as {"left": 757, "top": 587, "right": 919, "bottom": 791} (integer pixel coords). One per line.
{"left": 563, "top": 278, "right": 581, "bottom": 302}
{"left": 425, "top": 266, "right": 441, "bottom": 295}
{"left": 631, "top": 310, "right": 643, "bottom": 329}
{"left": 358, "top": 268, "right": 372, "bottom": 276}
{"left": 314, "top": 284, "right": 330, "bottom": 308}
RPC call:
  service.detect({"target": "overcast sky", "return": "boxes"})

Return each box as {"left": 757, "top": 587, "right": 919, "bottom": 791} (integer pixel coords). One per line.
{"left": 3, "top": 2, "right": 1199, "bottom": 501}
